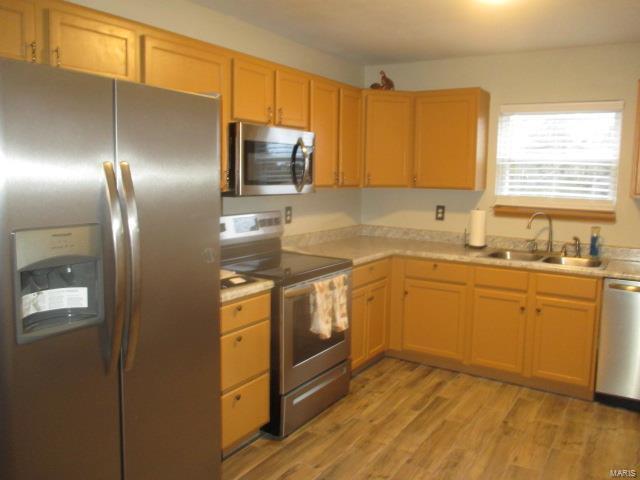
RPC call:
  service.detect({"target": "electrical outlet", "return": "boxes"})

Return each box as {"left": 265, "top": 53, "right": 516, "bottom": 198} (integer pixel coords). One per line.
{"left": 284, "top": 206, "right": 293, "bottom": 224}
{"left": 436, "top": 205, "right": 445, "bottom": 221}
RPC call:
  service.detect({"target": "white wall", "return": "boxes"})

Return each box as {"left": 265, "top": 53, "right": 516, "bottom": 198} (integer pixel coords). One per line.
{"left": 364, "top": 43, "right": 640, "bottom": 247}
{"left": 222, "top": 189, "right": 361, "bottom": 236}
{"left": 71, "top": 0, "right": 363, "bottom": 86}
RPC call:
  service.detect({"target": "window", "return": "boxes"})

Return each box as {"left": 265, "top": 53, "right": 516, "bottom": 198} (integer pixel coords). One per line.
{"left": 495, "top": 101, "right": 623, "bottom": 212}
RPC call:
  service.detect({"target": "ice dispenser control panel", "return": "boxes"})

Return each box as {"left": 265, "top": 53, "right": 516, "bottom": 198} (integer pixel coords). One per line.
{"left": 13, "top": 225, "right": 104, "bottom": 344}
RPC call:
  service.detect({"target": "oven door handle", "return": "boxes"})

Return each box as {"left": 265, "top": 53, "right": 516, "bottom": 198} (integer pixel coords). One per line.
{"left": 290, "top": 137, "right": 309, "bottom": 193}
{"left": 284, "top": 285, "right": 314, "bottom": 298}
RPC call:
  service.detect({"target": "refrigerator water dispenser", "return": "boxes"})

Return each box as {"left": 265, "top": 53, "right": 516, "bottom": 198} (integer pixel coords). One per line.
{"left": 13, "top": 225, "right": 104, "bottom": 344}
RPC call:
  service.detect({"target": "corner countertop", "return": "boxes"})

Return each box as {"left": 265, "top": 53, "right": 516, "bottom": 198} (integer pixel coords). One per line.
{"left": 220, "top": 278, "right": 274, "bottom": 304}
{"left": 287, "top": 236, "right": 640, "bottom": 282}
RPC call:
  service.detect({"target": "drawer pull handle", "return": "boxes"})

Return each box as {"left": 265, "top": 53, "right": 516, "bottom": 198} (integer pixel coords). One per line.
{"left": 235, "top": 335, "right": 243, "bottom": 343}
{"left": 235, "top": 305, "right": 243, "bottom": 312}
{"left": 609, "top": 283, "right": 640, "bottom": 293}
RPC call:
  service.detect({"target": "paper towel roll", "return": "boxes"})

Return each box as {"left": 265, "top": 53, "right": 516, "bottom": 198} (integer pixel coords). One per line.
{"left": 469, "top": 209, "right": 486, "bottom": 248}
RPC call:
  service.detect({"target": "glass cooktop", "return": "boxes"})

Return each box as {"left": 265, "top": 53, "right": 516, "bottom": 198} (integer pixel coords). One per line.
{"left": 223, "top": 251, "right": 351, "bottom": 285}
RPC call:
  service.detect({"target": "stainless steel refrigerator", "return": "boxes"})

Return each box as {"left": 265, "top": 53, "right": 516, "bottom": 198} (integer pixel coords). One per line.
{"left": 0, "top": 59, "right": 221, "bottom": 479}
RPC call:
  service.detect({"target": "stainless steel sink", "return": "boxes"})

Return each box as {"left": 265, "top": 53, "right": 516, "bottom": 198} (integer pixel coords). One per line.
{"left": 542, "top": 256, "right": 604, "bottom": 268}
{"left": 487, "top": 250, "right": 546, "bottom": 261}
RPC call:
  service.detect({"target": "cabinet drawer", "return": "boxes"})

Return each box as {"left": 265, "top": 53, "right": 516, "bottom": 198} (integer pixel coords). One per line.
{"left": 221, "top": 293, "right": 270, "bottom": 334}
{"left": 353, "top": 258, "right": 390, "bottom": 287}
{"left": 535, "top": 273, "right": 598, "bottom": 301}
{"left": 221, "top": 373, "right": 269, "bottom": 449}
{"left": 405, "top": 259, "right": 468, "bottom": 284}
{"left": 475, "top": 266, "right": 529, "bottom": 292}
{"left": 221, "top": 320, "right": 270, "bottom": 391}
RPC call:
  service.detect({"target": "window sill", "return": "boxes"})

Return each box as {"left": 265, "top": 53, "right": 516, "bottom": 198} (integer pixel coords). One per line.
{"left": 493, "top": 205, "right": 616, "bottom": 222}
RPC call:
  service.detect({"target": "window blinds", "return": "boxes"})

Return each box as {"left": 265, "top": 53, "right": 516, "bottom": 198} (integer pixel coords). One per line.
{"left": 495, "top": 101, "right": 623, "bottom": 211}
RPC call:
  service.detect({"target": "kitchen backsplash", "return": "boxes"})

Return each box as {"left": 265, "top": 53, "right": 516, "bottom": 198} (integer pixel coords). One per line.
{"left": 282, "top": 224, "right": 640, "bottom": 262}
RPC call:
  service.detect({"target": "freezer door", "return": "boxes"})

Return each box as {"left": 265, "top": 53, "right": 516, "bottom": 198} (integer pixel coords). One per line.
{"left": 115, "top": 81, "right": 221, "bottom": 479}
{"left": 0, "top": 60, "right": 122, "bottom": 479}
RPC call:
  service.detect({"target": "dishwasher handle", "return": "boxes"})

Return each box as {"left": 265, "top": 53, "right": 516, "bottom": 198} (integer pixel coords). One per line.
{"left": 609, "top": 283, "right": 640, "bottom": 293}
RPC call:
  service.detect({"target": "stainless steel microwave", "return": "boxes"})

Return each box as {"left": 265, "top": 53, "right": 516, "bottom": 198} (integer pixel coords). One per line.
{"left": 224, "top": 122, "right": 315, "bottom": 196}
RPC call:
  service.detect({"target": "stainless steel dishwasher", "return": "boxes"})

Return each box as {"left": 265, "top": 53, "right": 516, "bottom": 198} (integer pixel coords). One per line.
{"left": 596, "top": 278, "right": 640, "bottom": 407}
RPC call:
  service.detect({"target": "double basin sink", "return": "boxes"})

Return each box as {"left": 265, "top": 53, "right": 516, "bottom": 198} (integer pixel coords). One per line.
{"left": 486, "top": 250, "right": 605, "bottom": 268}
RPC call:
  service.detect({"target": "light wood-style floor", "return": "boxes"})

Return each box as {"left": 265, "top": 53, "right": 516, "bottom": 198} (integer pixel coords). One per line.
{"left": 223, "top": 358, "right": 640, "bottom": 480}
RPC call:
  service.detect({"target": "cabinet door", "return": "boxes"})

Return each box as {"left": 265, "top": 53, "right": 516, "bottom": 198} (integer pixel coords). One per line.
{"left": 48, "top": 9, "right": 137, "bottom": 80}
{"left": 366, "top": 279, "right": 388, "bottom": 358}
{"left": 469, "top": 288, "right": 527, "bottom": 374}
{"left": 531, "top": 297, "right": 596, "bottom": 387}
{"left": 232, "top": 58, "right": 274, "bottom": 124}
{"left": 403, "top": 279, "right": 465, "bottom": 360}
{"left": 339, "top": 86, "right": 362, "bottom": 187}
{"left": 311, "top": 79, "right": 339, "bottom": 187}
{"left": 275, "top": 69, "right": 309, "bottom": 128}
{"left": 351, "top": 286, "right": 368, "bottom": 370}
{"left": 0, "top": 0, "right": 35, "bottom": 62}
{"left": 364, "top": 92, "right": 413, "bottom": 187}
{"left": 414, "top": 89, "right": 486, "bottom": 190}
{"left": 141, "top": 36, "right": 231, "bottom": 190}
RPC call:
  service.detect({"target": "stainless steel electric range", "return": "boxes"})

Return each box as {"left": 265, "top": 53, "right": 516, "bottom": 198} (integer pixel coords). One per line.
{"left": 220, "top": 211, "right": 352, "bottom": 437}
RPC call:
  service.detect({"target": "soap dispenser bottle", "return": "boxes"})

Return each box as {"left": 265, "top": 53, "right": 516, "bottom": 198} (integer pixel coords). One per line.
{"left": 589, "top": 226, "right": 601, "bottom": 258}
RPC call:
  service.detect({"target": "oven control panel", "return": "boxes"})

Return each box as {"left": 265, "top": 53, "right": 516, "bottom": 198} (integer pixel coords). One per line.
{"left": 220, "top": 211, "right": 283, "bottom": 245}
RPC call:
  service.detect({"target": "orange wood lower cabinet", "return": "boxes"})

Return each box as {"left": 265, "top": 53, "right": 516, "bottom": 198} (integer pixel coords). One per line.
{"left": 221, "top": 373, "right": 270, "bottom": 449}
{"left": 350, "top": 286, "right": 368, "bottom": 370}
{"left": 350, "top": 261, "right": 390, "bottom": 371}
{"left": 531, "top": 296, "right": 596, "bottom": 387}
{"left": 469, "top": 288, "right": 527, "bottom": 374}
{"left": 402, "top": 278, "right": 465, "bottom": 360}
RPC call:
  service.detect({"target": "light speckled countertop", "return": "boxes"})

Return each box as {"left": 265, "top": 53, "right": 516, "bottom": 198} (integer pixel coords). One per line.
{"left": 220, "top": 279, "right": 273, "bottom": 304}
{"left": 287, "top": 236, "right": 640, "bottom": 281}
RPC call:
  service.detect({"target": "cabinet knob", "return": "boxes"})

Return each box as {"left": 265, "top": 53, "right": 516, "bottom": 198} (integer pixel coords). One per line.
{"left": 235, "top": 335, "right": 243, "bottom": 343}
{"left": 520, "top": 306, "right": 526, "bottom": 313}
{"left": 29, "top": 41, "right": 37, "bottom": 63}
{"left": 432, "top": 263, "right": 438, "bottom": 269}
{"left": 235, "top": 304, "right": 243, "bottom": 312}
{"left": 367, "top": 296, "right": 374, "bottom": 302}
{"left": 404, "top": 290, "right": 409, "bottom": 296}
{"left": 536, "top": 308, "right": 542, "bottom": 314}
{"left": 234, "top": 394, "right": 242, "bottom": 402}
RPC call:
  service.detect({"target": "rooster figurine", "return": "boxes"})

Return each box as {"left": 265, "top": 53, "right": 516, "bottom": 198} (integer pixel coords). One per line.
{"left": 369, "top": 70, "right": 395, "bottom": 90}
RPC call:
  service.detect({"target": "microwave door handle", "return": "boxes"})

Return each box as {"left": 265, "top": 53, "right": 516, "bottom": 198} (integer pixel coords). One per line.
{"left": 102, "top": 162, "right": 127, "bottom": 374}
{"left": 301, "top": 140, "right": 311, "bottom": 187}
{"left": 120, "top": 161, "right": 142, "bottom": 372}
{"left": 291, "top": 138, "right": 308, "bottom": 193}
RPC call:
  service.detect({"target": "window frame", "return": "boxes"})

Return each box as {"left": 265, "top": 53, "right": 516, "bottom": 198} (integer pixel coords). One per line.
{"left": 494, "top": 100, "right": 624, "bottom": 214}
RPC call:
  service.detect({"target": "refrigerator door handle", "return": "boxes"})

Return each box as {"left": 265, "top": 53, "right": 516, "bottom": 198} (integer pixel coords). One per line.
{"left": 120, "top": 161, "right": 142, "bottom": 372}
{"left": 103, "top": 162, "right": 127, "bottom": 374}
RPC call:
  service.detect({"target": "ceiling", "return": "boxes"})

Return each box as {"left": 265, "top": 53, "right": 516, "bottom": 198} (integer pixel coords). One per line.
{"left": 192, "top": 0, "right": 640, "bottom": 64}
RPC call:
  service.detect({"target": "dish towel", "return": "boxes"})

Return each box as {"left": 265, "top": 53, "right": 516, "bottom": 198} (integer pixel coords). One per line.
{"left": 332, "top": 274, "right": 349, "bottom": 332}
{"left": 310, "top": 278, "right": 334, "bottom": 339}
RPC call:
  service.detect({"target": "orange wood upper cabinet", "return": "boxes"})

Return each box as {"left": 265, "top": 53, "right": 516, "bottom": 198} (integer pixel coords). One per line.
{"left": 232, "top": 57, "right": 274, "bottom": 124}
{"left": 350, "top": 285, "right": 368, "bottom": 371}
{"left": 414, "top": 88, "right": 489, "bottom": 190}
{"left": 0, "top": 0, "right": 36, "bottom": 62}
{"left": 469, "top": 288, "right": 527, "bottom": 374}
{"left": 141, "top": 35, "right": 231, "bottom": 190}
{"left": 310, "top": 79, "right": 339, "bottom": 187}
{"left": 403, "top": 278, "right": 465, "bottom": 360}
{"left": 363, "top": 91, "right": 414, "bottom": 187}
{"left": 47, "top": 9, "right": 137, "bottom": 80}
{"left": 367, "top": 279, "right": 388, "bottom": 358}
{"left": 275, "top": 69, "right": 309, "bottom": 128}
{"left": 531, "top": 296, "right": 596, "bottom": 387}
{"left": 631, "top": 80, "right": 640, "bottom": 197}
{"left": 339, "top": 86, "right": 362, "bottom": 187}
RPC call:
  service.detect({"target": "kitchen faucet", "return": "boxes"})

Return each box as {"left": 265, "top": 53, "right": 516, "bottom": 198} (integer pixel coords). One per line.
{"left": 526, "top": 211, "right": 553, "bottom": 253}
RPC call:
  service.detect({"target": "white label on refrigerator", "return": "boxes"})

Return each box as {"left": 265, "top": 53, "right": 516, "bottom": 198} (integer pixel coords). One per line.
{"left": 21, "top": 287, "right": 88, "bottom": 318}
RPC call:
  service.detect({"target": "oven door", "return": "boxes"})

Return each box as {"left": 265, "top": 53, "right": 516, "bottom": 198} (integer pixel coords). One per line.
{"left": 280, "top": 270, "right": 351, "bottom": 394}
{"left": 233, "top": 122, "right": 315, "bottom": 196}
